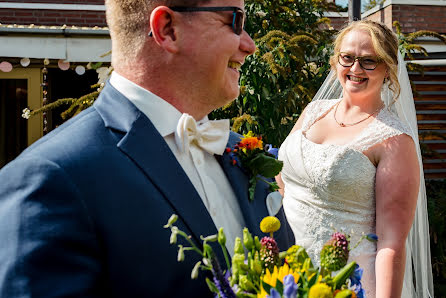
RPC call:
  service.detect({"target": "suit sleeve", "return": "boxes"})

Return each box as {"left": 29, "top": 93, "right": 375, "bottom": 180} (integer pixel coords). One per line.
{"left": 0, "top": 156, "right": 102, "bottom": 298}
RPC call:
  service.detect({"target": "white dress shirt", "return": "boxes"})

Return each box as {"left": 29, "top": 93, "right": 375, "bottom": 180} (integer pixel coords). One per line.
{"left": 109, "top": 72, "right": 245, "bottom": 255}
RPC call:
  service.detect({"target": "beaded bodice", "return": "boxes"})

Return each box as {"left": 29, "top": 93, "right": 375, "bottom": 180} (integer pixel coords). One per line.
{"left": 279, "top": 99, "right": 411, "bottom": 297}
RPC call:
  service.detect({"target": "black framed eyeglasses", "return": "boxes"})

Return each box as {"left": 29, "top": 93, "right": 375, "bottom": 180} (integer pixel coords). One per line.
{"left": 149, "top": 6, "right": 245, "bottom": 37}
{"left": 337, "top": 52, "right": 381, "bottom": 71}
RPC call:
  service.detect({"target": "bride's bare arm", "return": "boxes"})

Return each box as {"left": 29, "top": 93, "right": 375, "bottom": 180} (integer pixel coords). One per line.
{"left": 374, "top": 134, "right": 420, "bottom": 297}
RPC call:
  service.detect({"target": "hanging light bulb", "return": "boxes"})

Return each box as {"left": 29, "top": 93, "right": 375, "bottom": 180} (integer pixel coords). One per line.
{"left": 58, "top": 59, "right": 70, "bottom": 71}
{"left": 75, "top": 65, "right": 86, "bottom": 75}
{"left": 20, "top": 58, "right": 31, "bottom": 67}
{"left": 0, "top": 61, "right": 13, "bottom": 72}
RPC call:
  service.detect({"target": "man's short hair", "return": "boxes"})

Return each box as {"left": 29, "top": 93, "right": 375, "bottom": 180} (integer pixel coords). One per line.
{"left": 106, "top": 0, "right": 211, "bottom": 65}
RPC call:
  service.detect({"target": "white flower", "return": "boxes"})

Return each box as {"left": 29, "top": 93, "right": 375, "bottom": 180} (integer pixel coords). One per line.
{"left": 21, "top": 108, "right": 31, "bottom": 119}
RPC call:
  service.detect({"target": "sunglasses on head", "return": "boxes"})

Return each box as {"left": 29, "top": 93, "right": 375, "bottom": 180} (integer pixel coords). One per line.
{"left": 149, "top": 6, "right": 246, "bottom": 37}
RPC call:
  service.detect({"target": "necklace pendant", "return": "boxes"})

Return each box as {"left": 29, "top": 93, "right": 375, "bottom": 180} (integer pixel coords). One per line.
{"left": 340, "top": 122, "right": 346, "bottom": 127}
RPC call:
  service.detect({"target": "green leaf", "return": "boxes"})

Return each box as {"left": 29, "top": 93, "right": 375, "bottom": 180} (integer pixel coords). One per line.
{"left": 269, "top": 181, "right": 280, "bottom": 192}
{"left": 246, "top": 154, "right": 283, "bottom": 178}
{"left": 261, "top": 280, "right": 272, "bottom": 295}
{"left": 308, "top": 271, "right": 319, "bottom": 288}
{"left": 275, "top": 279, "right": 284, "bottom": 295}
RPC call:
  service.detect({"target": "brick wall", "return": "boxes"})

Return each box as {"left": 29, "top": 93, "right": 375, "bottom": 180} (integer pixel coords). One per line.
{"left": 329, "top": 16, "right": 348, "bottom": 30}
{"left": 0, "top": 9, "right": 106, "bottom": 26}
{"left": 365, "top": 4, "right": 446, "bottom": 33}
{"left": 0, "top": 1, "right": 106, "bottom": 27}
{"left": 328, "top": 4, "right": 446, "bottom": 34}
{"left": 3, "top": 0, "right": 104, "bottom": 4}
{"left": 364, "top": 5, "right": 393, "bottom": 29}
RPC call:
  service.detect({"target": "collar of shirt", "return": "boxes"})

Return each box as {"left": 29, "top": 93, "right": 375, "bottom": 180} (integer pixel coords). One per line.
{"left": 109, "top": 71, "right": 210, "bottom": 137}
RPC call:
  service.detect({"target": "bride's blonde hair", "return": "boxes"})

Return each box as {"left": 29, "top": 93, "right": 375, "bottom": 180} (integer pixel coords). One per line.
{"left": 329, "top": 20, "right": 401, "bottom": 101}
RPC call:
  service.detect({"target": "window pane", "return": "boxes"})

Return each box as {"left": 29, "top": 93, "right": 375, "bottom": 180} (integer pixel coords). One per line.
{"left": 0, "top": 79, "right": 28, "bottom": 168}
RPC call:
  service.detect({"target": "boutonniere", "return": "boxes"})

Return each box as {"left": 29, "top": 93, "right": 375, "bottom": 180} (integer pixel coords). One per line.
{"left": 225, "top": 131, "right": 283, "bottom": 201}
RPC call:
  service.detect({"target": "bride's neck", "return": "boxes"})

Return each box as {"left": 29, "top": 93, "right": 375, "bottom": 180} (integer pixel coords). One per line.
{"left": 341, "top": 93, "right": 383, "bottom": 114}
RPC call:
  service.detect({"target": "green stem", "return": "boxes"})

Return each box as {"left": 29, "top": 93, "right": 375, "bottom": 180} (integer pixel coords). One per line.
{"left": 177, "top": 230, "right": 204, "bottom": 257}
{"left": 258, "top": 177, "right": 279, "bottom": 191}
{"left": 351, "top": 235, "right": 366, "bottom": 250}
{"left": 219, "top": 242, "right": 231, "bottom": 271}
{"left": 320, "top": 266, "right": 331, "bottom": 278}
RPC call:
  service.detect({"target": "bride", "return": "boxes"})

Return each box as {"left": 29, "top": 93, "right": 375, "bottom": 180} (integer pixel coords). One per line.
{"left": 277, "top": 20, "right": 433, "bottom": 297}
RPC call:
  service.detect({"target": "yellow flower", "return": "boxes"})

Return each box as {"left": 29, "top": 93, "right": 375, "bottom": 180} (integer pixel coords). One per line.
{"left": 243, "top": 131, "right": 255, "bottom": 138}
{"left": 260, "top": 216, "right": 281, "bottom": 234}
{"left": 257, "top": 263, "right": 299, "bottom": 298}
{"left": 308, "top": 283, "right": 333, "bottom": 298}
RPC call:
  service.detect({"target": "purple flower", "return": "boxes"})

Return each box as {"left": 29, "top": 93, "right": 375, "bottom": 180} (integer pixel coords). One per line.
{"left": 283, "top": 274, "right": 298, "bottom": 298}
{"left": 267, "top": 288, "right": 281, "bottom": 298}
{"left": 210, "top": 256, "right": 235, "bottom": 298}
{"left": 349, "top": 264, "right": 365, "bottom": 298}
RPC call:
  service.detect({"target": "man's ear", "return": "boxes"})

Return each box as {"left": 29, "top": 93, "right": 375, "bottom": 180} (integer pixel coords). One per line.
{"left": 149, "top": 6, "right": 179, "bottom": 53}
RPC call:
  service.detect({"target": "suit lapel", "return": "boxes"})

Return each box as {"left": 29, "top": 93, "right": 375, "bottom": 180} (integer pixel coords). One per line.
{"left": 94, "top": 84, "right": 217, "bottom": 246}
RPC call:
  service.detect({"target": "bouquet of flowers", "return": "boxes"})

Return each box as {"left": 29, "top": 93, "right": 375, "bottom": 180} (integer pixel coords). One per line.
{"left": 226, "top": 131, "right": 283, "bottom": 201}
{"left": 164, "top": 215, "right": 377, "bottom": 298}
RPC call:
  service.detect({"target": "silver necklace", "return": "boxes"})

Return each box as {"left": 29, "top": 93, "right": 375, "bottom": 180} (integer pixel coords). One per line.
{"left": 333, "top": 100, "right": 384, "bottom": 127}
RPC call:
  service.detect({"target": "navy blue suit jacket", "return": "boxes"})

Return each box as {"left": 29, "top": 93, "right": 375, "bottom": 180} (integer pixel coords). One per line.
{"left": 0, "top": 83, "right": 293, "bottom": 297}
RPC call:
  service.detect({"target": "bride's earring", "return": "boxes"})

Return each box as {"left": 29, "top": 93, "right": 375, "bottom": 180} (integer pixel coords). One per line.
{"left": 383, "top": 70, "right": 389, "bottom": 84}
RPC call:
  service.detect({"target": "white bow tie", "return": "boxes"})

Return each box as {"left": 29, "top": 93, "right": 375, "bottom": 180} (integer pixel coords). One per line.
{"left": 175, "top": 114, "right": 230, "bottom": 155}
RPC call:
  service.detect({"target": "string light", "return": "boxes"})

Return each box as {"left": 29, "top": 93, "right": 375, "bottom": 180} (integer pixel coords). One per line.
{"left": 41, "top": 60, "right": 49, "bottom": 134}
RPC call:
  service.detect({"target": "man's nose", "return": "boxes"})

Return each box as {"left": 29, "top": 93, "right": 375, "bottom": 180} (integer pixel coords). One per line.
{"left": 240, "top": 30, "right": 256, "bottom": 56}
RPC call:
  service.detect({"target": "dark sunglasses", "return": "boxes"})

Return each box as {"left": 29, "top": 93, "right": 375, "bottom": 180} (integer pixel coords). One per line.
{"left": 337, "top": 52, "right": 382, "bottom": 71}
{"left": 149, "top": 6, "right": 246, "bottom": 37}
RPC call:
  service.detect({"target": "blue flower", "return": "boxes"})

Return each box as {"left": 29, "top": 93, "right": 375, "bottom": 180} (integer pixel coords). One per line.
{"left": 267, "top": 288, "right": 281, "bottom": 298}
{"left": 349, "top": 264, "right": 365, "bottom": 298}
{"left": 366, "top": 233, "right": 378, "bottom": 242}
{"left": 283, "top": 274, "right": 298, "bottom": 298}
{"left": 265, "top": 144, "right": 279, "bottom": 159}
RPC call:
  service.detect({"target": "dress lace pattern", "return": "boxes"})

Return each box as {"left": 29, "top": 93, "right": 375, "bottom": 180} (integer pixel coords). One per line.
{"left": 279, "top": 99, "right": 411, "bottom": 298}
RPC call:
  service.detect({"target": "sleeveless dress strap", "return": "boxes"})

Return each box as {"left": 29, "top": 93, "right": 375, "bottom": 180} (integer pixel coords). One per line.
{"left": 351, "top": 108, "right": 413, "bottom": 152}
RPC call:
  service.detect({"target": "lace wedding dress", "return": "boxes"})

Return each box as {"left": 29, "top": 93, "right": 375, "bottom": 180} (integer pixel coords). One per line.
{"left": 279, "top": 98, "right": 412, "bottom": 297}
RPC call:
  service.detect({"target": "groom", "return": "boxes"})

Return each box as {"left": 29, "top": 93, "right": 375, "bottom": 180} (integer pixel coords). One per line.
{"left": 0, "top": 0, "right": 293, "bottom": 297}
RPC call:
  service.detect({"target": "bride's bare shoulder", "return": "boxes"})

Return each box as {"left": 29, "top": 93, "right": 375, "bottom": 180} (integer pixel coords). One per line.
{"left": 290, "top": 99, "right": 339, "bottom": 134}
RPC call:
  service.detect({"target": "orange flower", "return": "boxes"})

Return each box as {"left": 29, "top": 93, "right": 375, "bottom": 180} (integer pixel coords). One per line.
{"left": 239, "top": 136, "right": 263, "bottom": 151}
